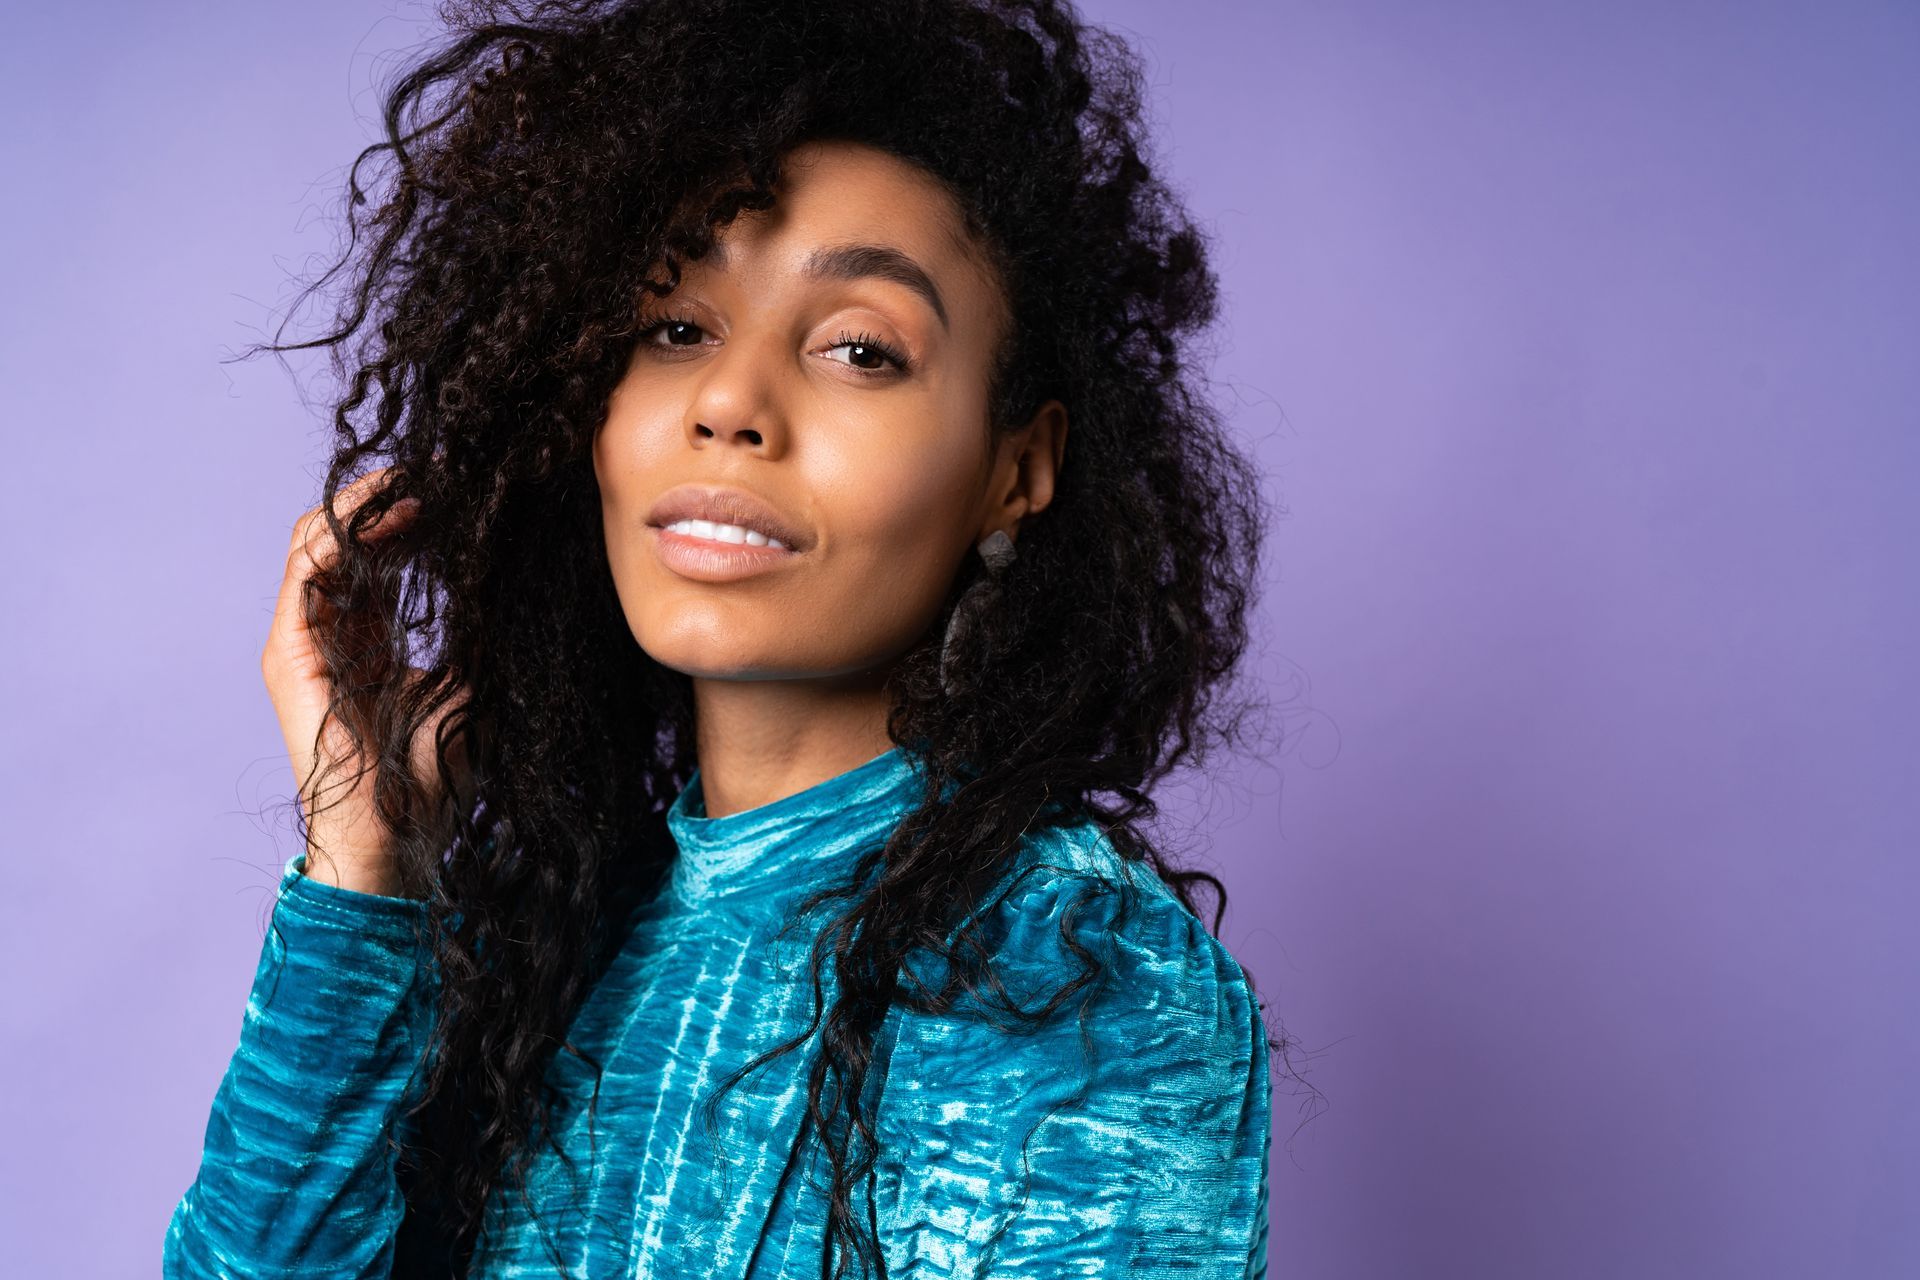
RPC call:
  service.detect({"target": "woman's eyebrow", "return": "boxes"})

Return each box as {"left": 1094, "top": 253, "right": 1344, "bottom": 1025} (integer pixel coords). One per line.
{"left": 704, "top": 238, "right": 950, "bottom": 332}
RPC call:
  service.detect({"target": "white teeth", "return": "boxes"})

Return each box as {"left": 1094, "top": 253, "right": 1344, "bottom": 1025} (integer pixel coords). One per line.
{"left": 665, "top": 518, "right": 790, "bottom": 551}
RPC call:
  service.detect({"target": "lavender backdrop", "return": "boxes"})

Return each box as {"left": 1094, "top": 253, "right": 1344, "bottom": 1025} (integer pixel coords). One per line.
{"left": 1, "top": 2, "right": 1913, "bottom": 1275}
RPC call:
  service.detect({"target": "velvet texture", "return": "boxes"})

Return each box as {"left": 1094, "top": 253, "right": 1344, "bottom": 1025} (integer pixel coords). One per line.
{"left": 164, "top": 746, "right": 1272, "bottom": 1277}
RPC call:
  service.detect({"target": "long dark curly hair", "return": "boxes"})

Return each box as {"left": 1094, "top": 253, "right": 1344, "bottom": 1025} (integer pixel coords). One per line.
{"left": 251, "top": 0, "right": 1299, "bottom": 1273}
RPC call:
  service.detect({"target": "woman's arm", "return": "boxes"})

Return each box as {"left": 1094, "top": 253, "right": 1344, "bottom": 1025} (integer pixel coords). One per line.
{"left": 870, "top": 871, "right": 1274, "bottom": 1279}
{"left": 162, "top": 851, "right": 437, "bottom": 1279}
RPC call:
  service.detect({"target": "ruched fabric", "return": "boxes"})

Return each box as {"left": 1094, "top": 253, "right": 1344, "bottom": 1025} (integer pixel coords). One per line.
{"left": 164, "top": 745, "right": 1272, "bottom": 1278}
{"left": 868, "top": 871, "right": 1272, "bottom": 1278}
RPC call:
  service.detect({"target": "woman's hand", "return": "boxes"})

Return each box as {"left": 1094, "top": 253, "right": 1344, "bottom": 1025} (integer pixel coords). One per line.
{"left": 262, "top": 466, "right": 468, "bottom": 897}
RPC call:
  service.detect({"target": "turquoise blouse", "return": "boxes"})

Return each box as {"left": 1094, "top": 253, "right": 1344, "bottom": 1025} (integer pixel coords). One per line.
{"left": 164, "top": 745, "right": 1272, "bottom": 1277}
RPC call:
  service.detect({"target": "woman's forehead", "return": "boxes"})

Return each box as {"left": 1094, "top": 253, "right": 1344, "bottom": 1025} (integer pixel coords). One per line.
{"left": 675, "top": 143, "right": 987, "bottom": 273}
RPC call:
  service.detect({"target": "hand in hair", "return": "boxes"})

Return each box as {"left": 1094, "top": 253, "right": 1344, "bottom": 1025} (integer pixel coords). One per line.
{"left": 262, "top": 464, "right": 473, "bottom": 898}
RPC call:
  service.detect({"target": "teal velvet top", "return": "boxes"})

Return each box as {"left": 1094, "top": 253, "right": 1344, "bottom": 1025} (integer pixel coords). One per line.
{"left": 164, "top": 745, "right": 1272, "bottom": 1278}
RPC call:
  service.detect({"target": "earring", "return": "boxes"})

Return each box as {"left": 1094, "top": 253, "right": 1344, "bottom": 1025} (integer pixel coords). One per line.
{"left": 939, "top": 530, "right": 1017, "bottom": 697}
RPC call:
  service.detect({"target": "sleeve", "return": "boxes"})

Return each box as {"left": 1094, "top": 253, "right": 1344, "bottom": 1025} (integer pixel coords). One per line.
{"left": 162, "top": 851, "right": 438, "bottom": 1279}
{"left": 868, "top": 871, "right": 1273, "bottom": 1280}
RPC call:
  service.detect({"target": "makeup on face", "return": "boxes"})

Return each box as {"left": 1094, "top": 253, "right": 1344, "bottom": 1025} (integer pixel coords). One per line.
{"left": 593, "top": 140, "right": 1027, "bottom": 680}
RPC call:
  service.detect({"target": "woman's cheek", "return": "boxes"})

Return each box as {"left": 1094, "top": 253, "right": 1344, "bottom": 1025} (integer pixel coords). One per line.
{"left": 818, "top": 520, "right": 966, "bottom": 657}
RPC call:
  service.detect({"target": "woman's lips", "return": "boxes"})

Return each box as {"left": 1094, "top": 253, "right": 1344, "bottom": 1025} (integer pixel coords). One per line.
{"left": 648, "top": 524, "right": 802, "bottom": 582}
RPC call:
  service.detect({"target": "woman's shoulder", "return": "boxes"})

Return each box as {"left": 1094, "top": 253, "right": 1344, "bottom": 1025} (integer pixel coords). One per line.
{"left": 874, "top": 816, "right": 1273, "bottom": 1246}
{"left": 901, "top": 816, "right": 1265, "bottom": 1058}
{"left": 875, "top": 821, "right": 1274, "bottom": 1205}
{"left": 996, "top": 817, "right": 1257, "bottom": 989}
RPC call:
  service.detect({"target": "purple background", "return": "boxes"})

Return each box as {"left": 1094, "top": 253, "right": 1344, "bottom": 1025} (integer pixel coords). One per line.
{"left": 2, "top": 2, "right": 1914, "bottom": 1275}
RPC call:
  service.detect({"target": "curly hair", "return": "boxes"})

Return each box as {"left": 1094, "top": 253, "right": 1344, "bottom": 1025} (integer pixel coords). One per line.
{"left": 252, "top": 0, "right": 1296, "bottom": 1273}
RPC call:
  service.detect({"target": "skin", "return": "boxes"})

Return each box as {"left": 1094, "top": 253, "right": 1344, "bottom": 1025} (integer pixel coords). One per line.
{"left": 594, "top": 138, "right": 1068, "bottom": 819}
{"left": 266, "top": 467, "right": 464, "bottom": 896}
{"left": 265, "top": 137, "right": 1068, "bottom": 895}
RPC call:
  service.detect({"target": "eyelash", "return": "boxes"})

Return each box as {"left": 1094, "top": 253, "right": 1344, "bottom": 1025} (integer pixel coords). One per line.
{"left": 635, "top": 312, "right": 913, "bottom": 375}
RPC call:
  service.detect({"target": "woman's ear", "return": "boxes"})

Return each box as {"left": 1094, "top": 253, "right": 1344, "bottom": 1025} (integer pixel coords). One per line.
{"left": 982, "top": 398, "right": 1069, "bottom": 542}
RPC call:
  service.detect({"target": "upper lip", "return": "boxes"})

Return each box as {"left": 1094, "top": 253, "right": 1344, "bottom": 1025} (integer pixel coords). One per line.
{"left": 646, "top": 483, "right": 811, "bottom": 551}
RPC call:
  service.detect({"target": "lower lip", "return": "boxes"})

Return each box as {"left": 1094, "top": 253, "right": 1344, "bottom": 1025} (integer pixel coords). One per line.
{"left": 648, "top": 525, "right": 802, "bottom": 581}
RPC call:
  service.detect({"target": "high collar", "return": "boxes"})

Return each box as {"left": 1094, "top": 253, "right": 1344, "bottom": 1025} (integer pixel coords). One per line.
{"left": 664, "top": 744, "right": 930, "bottom": 904}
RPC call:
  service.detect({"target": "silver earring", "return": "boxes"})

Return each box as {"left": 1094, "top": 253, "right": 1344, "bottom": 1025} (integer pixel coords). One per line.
{"left": 939, "top": 530, "right": 1017, "bottom": 697}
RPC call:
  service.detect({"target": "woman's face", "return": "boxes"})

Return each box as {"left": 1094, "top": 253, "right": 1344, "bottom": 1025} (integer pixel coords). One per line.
{"left": 595, "top": 138, "right": 1064, "bottom": 685}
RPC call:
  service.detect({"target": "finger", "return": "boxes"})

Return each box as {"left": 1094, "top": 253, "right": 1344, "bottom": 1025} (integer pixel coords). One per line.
{"left": 285, "top": 472, "right": 424, "bottom": 600}
{"left": 314, "top": 466, "right": 416, "bottom": 550}
{"left": 267, "top": 522, "right": 331, "bottom": 682}
{"left": 272, "top": 469, "right": 399, "bottom": 669}
{"left": 333, "top": 466, "right": 421, "bottom": 541}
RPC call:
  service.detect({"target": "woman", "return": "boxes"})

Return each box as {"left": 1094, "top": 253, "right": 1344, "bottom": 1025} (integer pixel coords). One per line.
{"left": 164, "top": 0, "right": 1285, "bottom": 1276}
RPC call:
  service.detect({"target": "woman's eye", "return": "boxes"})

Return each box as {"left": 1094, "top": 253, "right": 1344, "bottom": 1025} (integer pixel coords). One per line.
{"left": 639, "top": 317, "right": 705, "bottom": 347}
{"left": 824, "top": 330, "right": 911, "bottom": 375}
